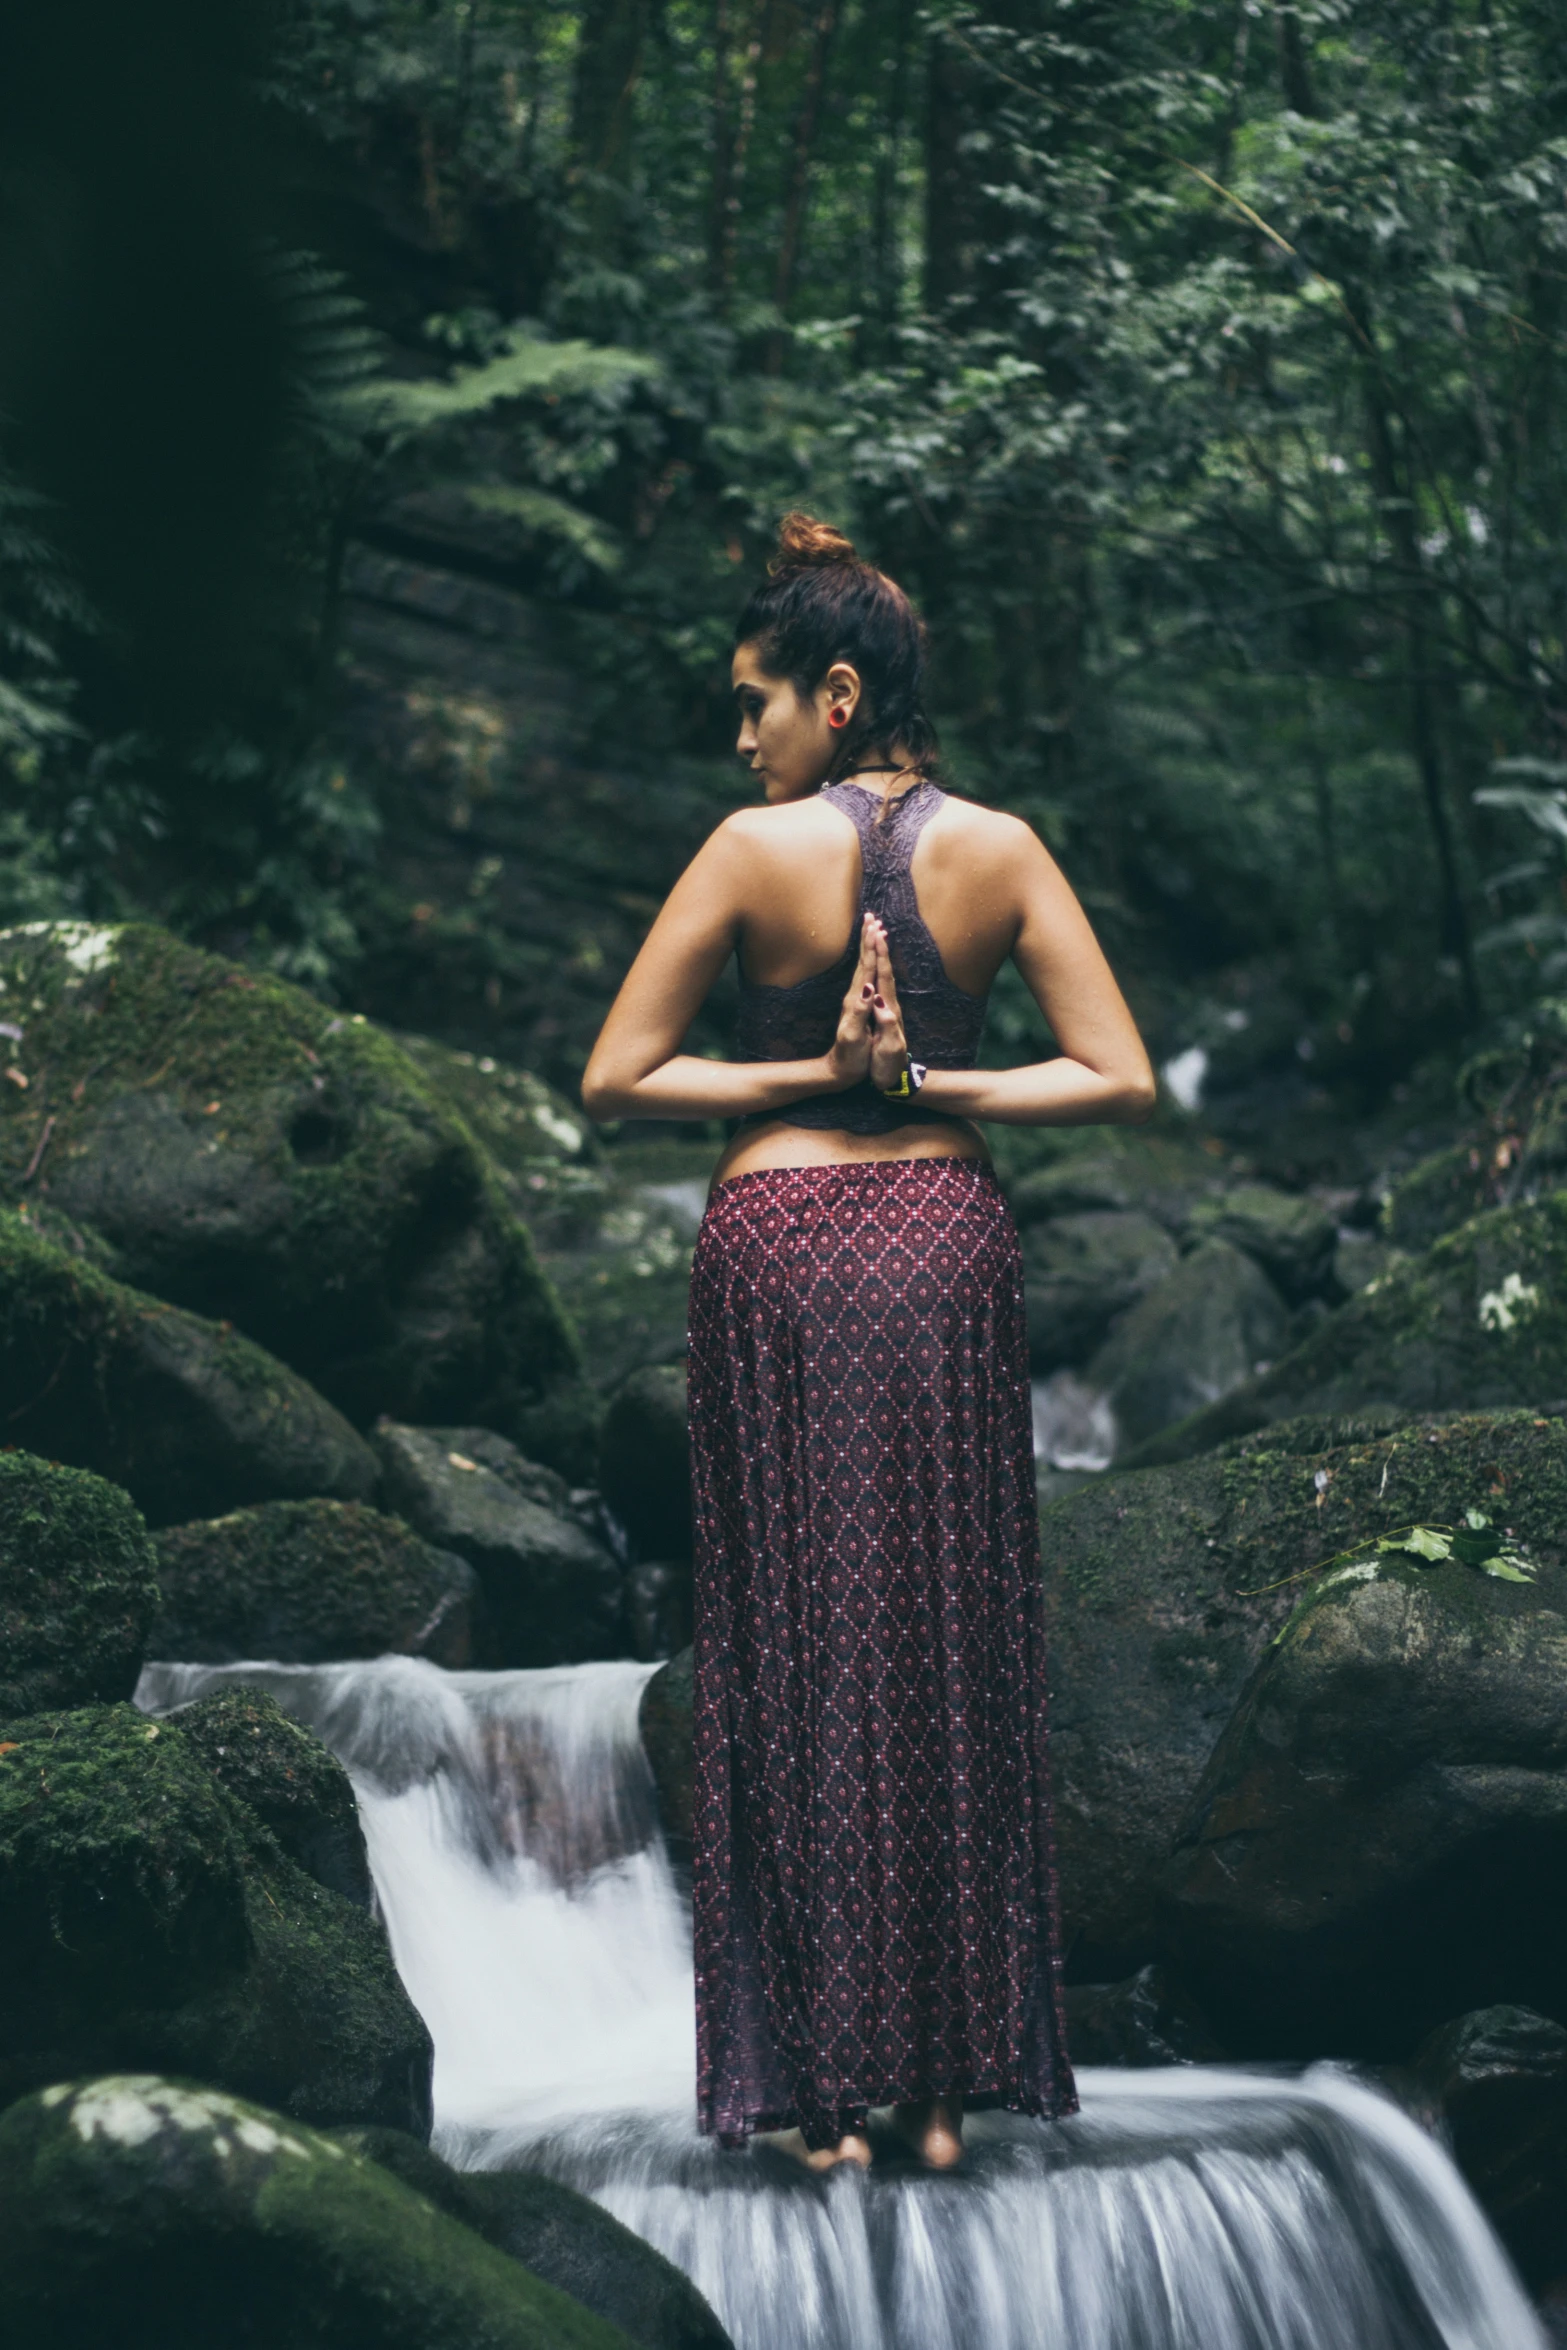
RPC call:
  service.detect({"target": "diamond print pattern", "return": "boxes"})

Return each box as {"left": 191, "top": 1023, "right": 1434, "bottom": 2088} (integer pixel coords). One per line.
{"left": 688, "top": 1157, "right": 1078, "bottom": 2152}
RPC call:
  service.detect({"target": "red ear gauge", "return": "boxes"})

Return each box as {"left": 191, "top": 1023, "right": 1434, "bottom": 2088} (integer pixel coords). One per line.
{"left": 828, "top": 708, "right": 849, "bottom": 729}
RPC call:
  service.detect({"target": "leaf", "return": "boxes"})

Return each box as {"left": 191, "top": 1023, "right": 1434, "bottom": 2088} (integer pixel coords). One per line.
{"left": 461, "top": 486, "right": 623, "bottom": 573}
{"left": 1379, "top": 1526, "right": 1452, "bottom": 1562}
{"left": 1464, "top": 1507, "right": 1491, "bottom": 1530}
{"left": 1452, "top": 1526, "right": 1505, "bottom": 1566}
{"left": 1483, "top": 1557, "right": 1537, "bottom": 1583}
{"left": 343, "top": 333, "right": 659, "bottom": 443}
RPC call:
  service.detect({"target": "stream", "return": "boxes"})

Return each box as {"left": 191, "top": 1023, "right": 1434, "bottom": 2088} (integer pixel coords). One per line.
{"left": 136, "top": 1654, "right": 1547, "bottom": 2350}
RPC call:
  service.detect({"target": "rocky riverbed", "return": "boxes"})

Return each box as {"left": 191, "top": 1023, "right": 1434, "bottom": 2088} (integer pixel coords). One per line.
{"left": 3, "top": 915, "right": 1567, "bottom": 2336}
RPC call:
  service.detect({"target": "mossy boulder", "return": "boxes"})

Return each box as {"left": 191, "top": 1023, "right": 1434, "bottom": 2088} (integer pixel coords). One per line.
{"left": 373, "top": 1423, "right": 623, "bottom": 1666}
{"left": 599, "top": 1367, "right": 692, "bottom": 1562}
{"left": 0, "top": 2077, "right": 632, "bottom": 2350}
{"left": 1042, "top": 1406, "right": 1567, "bottom": 1977}
{"left": 0, "top": 1208, "right": 378, "bottom": 1524}
{"left": 168, "top": 1687, "right": 373, "bottom": 1909}
{"left": 1123, "top": 1195, "right": 1567, "bottom": 1469}
{"left": 0, "top": 1451, "right": 160, "bottom": 1714}
{"left": 1160, "top": 1517, "right": 1567, "bottom": 2061}
{"left": 150, "top": 1500, "right": 479, "bottom": 1667}
{"left": 1185, "top": 1182, "right": 1338, "bottom": 1303}
{"left": 0, "top": 1703, "right": 432, "bottom": 2131}
{"left": 638, "top": 1646, "right": 694, "bottom": 1868}
{"left": 518, "top": 1138, "right": 714, "bottom": 1396}
{"left": 1020, "top": 1211, "right": 1177, "bottom": 1370}
{"left": 393, "top": 1034, "right": 597, "bottom": 1195}
{"left": 0, "top": 922, "right": 589, "bottom": 1466}
{"left": 338, "top": 2126, "right": 733, "bottom": 2350}
{"left": 1085, "top": 1238, "right": 1290, "bottom": 1455}
{"left": 1382, "top": 1142, "right": 1494, "bottom": 1252}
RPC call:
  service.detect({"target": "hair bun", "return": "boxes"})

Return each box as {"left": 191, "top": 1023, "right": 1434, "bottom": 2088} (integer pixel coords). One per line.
{"left": 771, "top": 511, "right": 858, "bottom": 574}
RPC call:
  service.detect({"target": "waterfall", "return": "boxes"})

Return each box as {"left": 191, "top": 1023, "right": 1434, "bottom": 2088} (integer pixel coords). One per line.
{"left": 137, "top": 1656, "right": 1546, "bottom": 2350}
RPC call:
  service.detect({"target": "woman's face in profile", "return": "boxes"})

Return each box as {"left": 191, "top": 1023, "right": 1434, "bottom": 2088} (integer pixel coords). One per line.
{"left": 732, "top": 640, "right": 851, "bottom": 804}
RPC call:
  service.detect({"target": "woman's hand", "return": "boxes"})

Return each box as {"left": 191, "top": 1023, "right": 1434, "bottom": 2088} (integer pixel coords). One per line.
{"left": 824, "top": 914, "right": 880, "bottom": 1091}
{"left": 866, "top": 920, "right": 910, "bottom": 1092}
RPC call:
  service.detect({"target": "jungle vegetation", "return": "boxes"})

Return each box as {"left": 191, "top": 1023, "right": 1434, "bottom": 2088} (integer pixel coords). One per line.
{"left": 5, "top": 0, "right": 1567, "bottom": 1114}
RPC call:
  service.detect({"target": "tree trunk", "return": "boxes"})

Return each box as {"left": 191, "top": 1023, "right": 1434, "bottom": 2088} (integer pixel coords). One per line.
{"left": 767, "top": 0, "right": 841, "bottom": 366}
{"left": 708, "top": 0, "right": 764, "bottom": 308}
{"left": 923, "top": 29, "right": 989, "bottom": 310}
{"left": 570, "top": 0, "right": 651, "bottom": 256}
{"left": 869, "top": 0, "right": 916, "bottom": 344}
{"left": 1273, "top": 5, "right": 1318, "bottom": 116}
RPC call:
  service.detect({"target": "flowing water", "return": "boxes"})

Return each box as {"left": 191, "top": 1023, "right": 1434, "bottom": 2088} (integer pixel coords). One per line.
{"left": 136, "top": 1655, "right": 1546, "bottom": 2350}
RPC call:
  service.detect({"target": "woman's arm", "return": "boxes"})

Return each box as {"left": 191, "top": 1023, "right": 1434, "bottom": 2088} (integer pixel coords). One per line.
{"left": 581, "top": 819, "right": 880, "bottom": 1121}
{"left": 871, "top": 818, "right": 1157, "bottom": 1126}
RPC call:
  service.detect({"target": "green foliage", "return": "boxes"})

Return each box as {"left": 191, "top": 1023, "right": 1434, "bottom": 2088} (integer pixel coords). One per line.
{"left": 10, "top": 0, "right": 1567, "bottom": 1091}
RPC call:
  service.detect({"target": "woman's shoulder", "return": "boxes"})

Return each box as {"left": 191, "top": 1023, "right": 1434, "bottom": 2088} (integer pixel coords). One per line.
{"left": 927, "top": 790, "right": 1042, "bottom": 859}
{"left": 712, "top": 798, "right": 849, "bottom": 852}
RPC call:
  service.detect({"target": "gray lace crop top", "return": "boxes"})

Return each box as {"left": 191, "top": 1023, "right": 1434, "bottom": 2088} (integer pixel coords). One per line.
{"left": 733, "top": 777, "right": 988, "bottom": 1134}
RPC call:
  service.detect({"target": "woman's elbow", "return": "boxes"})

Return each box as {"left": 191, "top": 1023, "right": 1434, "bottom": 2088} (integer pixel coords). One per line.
{"left": 1115, "top": 1066, "right": 1159, "bottom": 1125}
{"left": 580, "top": 1057, "right": 631, "bottom": 1123}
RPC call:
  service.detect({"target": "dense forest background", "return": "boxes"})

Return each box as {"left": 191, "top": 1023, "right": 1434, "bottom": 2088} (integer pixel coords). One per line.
{"left": 6, "top": 0, "right": 1567, "bottom": 1171}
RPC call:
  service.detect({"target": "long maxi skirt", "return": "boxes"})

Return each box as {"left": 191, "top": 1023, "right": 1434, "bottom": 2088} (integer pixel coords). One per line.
{"left": 687, "top": 1155, "right": 1078, "bottom": 2151}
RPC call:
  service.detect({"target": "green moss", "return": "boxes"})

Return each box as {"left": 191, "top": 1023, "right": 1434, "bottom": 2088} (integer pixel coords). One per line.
{"left": 0, "top": 1452, "right": 159, "bottom": 1714}
{"left": 171, "top": 1688, "right": 372, "bottom": 1908}
{"left": 1041, "top": 1406, "right": 1567, "bottom": 1973}
{"left": 337, "top": 2126, "right": 733, "bottom": 2350}
{"left": 0, "top": 2077, "right": 633, "bottom": 2350}
{"left": 1124, "top": 1194, "right": 1567, "bottom": 1467}
{"left": 150, "top": 1499, "right": 476, "bottom": 1664}
{"left": 0, "top": 1207, "right": 377, "bottom": 1525}
{"left": 1381, "top": 1142, "right": 1494, "bottom": 1250}
{"left": 0, "top": 1703, "right": 431, "bottom": 2130}
{"left": 0, "top": 923, "right": 586, "bottom": 1444}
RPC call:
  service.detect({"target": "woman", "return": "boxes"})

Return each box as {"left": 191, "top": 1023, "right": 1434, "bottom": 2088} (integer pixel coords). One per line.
{"left": 583, "top": 515, "right": 1155, "bottom": 2172}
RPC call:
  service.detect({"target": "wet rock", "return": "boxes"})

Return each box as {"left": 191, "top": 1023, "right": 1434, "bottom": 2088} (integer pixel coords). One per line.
{"left": 0, "top": 2077, "right": 630, "bottom": 2350}
{"left": 0, "top": 1703, "right": 432, "bottom": 2132}
{"left": 374, "top": 1420, "right": 623, "bottom": 1666}
{"left": 1399, "top": 2006, "right": 1567, "bottom": 2292}
{"left": 0, "top": 1208, "right": 379, "bottom": 1525}
{"left": 1085, "top": 1239, "right": 1291, "bottom": 1454}
{"left": 0, "top": 1451, "right": 159, "bottom": 1715}
{"left": 1022, "top": 1211, "right": 1177, "bottom": 1370}
{"left": 339, "top": 2126, "right": 733, "bottom": 2350}
{"left": 1043, "top": 1406, "right": 1567, "bottom": 1978}
{"left": 600, "top": 1365, "right": 692, "bottom": 1561}
{"left": 150, "top": 1499, "right": 478, "bottom": 1667}
{"left": 1004, "top": 1131, "right": 1216, "bottom": 1233}
{"left": 168, "top": 1686, "right": 374, "bottom": 1909}
{"left": 1185, "top": 1183, "right": 1338, "bottom": 1304}
{"left": 0, "top": 922, "right": 591, "bottom": 1472}
{"left": 638, "top": 1645, "right": 694, "bottom": 1866}
{"left": 1122, "top": 1195, "right": 1567, "bottom": 1470}
{"left": 1159, "top": 1512, "right": 1567, "bottom": 2062}
{"left": 392, "top": 1033, "right": 596, "bottom": 1196}
{"left": 625, "top": 1561, "right": 694, "bottom": 1662}
{"left": 1060, "top": 1965, "right": 1225, "bottom": 2068}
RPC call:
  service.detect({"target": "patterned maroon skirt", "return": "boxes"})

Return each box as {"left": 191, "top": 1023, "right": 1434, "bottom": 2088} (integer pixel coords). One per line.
{"left": 687, "top": 1156, "right": 1078, "bottom": 2151}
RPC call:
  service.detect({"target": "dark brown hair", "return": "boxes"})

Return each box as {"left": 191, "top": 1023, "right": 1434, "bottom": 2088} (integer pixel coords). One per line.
{"left": 734, "top": 512, "right": 938, "bottom": 781}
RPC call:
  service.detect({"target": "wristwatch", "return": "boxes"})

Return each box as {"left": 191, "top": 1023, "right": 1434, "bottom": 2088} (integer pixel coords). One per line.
{"left": 879, "top": 1061, "right": 928, "bottom": 1101}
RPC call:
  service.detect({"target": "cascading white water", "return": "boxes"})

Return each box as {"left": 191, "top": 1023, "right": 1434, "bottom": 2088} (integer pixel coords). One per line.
{"left": 136, "top": 1655, "right": 1547, "bottom": 2350}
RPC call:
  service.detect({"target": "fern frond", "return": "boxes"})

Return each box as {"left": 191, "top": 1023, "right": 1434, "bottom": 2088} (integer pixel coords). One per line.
{"left": 462, "top": 485, "right": 624, "bottom": 572}
{"left": 344, "top": 331, "right": 658, "bottom": 441}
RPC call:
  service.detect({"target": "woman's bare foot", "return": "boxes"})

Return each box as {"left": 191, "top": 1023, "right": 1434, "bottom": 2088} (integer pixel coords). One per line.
{"left": 804, "top": 2131, "right": 872, "bottom": 2172}
{"left": 889, "top": 2097, "right": 964, "bottom": 2169}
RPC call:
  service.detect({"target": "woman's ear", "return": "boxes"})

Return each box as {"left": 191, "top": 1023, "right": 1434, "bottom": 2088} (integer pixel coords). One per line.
{"left": 822, "top": 660, "right": 862, "bottom": 723}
